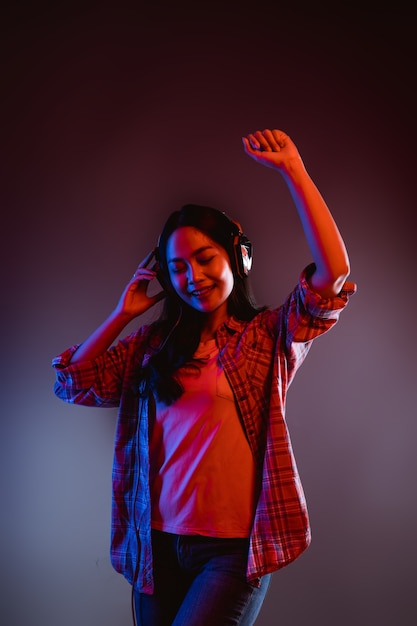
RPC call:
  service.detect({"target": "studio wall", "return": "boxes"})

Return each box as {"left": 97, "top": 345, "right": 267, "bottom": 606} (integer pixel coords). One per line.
{"left": 1, "top": 3, "right": 415, "bottom": 625}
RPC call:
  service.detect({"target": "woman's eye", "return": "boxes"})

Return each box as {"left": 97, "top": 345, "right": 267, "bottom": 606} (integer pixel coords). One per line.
{"left": 198, "top": 256, "right": 215, "bottom": 265}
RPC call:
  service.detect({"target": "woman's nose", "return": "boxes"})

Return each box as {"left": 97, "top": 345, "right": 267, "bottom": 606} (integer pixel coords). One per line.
{"left": 187, "top": 264, "right": 203, "bottom": 284}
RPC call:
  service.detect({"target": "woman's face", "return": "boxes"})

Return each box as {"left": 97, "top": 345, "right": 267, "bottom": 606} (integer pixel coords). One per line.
{"left": 166, "top": 226, "right": 234, "bottom": 317}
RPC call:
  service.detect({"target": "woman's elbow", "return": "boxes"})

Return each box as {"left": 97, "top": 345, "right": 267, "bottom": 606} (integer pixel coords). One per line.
{"left": 328, "top": 261, "right": 351, "bottom": 296}
{"left": 311, "top": 261, "right": 351, "bottom": 298}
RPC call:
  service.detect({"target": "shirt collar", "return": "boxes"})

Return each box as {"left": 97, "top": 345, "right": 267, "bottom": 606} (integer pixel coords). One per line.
{"left": 221, "top": 315, "right": 247, "bottom": 334}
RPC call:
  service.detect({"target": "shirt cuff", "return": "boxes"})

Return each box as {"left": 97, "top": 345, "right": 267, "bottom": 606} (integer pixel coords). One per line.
{"left": 51, "top": 344, "right": 81, "bottom": 369}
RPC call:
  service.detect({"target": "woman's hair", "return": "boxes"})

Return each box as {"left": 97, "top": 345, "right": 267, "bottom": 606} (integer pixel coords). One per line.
{"left": 147, "top": 203, "right": 264, "bottom": 404}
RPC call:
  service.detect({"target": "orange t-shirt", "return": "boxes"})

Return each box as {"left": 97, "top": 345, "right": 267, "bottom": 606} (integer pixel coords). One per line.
{"left": 150, "top": 339, "right": 256, "bottom": 538}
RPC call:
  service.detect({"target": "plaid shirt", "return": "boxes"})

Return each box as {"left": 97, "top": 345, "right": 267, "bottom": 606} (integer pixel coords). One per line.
{"left": 52, "top": 266, "right": 355, "bottom": 593}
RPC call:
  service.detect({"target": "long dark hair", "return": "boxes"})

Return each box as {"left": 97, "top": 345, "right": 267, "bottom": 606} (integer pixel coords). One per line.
{"left": 147, "top": 204, "right": 264, "bottom": 404}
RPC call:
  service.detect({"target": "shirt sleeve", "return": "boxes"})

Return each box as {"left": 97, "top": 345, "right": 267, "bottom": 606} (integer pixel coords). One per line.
{"left": 51, "top": 327, "right": 149, "bottom": 408}
{"left": 284, "top": 263, "right": 357, "bottom": 347}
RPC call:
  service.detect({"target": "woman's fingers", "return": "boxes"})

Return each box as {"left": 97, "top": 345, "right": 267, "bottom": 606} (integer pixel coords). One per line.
{"left": 132, "top": 267, "right": 156, "bottom": 280}
{"left": 138, "top": 248, "right": 157, "bottom": 269}
{"left": 271, "top": 129, "right": 289, "bottom": 147}
{"left": 244, "top": 129, "right": 290, "bottom": 153}
{"left": 251, "top": 131, "right": 272, "bottom": 151}
{"left": 129, "top": 270, "right": 157, "bottom": 295}
{"left": 262, "top": 129, "right": 284, "bottom": 151}
{"left": 247, "top": 133, "right": 261, "bottom": 151}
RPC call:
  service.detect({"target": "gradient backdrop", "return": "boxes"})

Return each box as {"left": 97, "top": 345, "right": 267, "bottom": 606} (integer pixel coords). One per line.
{"left": 2, "top": 2, "right": 416, "bottom": 625}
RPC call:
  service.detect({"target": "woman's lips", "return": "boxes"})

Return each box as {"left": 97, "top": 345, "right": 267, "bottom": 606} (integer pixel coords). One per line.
{"left": 190, "top": 285, "right": 214, "bottom": 298}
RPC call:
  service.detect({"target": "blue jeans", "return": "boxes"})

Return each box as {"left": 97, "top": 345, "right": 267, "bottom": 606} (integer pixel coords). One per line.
{"left": 133, "top": 530, "right": 272, "bottom": 626}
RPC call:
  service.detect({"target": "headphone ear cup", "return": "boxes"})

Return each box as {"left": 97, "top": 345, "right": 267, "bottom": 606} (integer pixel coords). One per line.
{"left": 240, "top": 239, "right": 253, "bottom": 276}
{"left": 233, "top": 234, "right": 253, "bottom": 278}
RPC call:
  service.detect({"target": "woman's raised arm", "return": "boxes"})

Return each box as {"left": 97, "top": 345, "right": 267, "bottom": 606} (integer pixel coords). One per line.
{"left": 243, "top": 129, "right": 350, "bottom": 297}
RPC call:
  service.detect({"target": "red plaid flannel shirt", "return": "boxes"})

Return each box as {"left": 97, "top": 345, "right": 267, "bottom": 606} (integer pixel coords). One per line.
{"left": 53, "top": 266, "right": 356, "bottom": 593}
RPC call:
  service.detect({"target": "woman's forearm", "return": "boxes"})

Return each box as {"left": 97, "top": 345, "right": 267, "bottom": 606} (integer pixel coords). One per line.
{"left": 280, "top": 157, "right": 350, "bottom": 297}
{"left": 69, "top": 310, "right": 133, "bottom": 363}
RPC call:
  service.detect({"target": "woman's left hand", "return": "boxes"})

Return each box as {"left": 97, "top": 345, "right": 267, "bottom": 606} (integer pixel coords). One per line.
{"left": 242, "top": 129, "right": 302, "bottom": 172}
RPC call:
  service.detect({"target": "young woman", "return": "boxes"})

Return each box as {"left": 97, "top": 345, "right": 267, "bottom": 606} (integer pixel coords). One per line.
{"left": 53, "top": 128, "right": 356, "bottom": 625}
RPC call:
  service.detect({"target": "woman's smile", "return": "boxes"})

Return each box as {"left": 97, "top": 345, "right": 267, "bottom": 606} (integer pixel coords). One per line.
{"left": 189, "top": 285, "right": 215, "bottom": 298}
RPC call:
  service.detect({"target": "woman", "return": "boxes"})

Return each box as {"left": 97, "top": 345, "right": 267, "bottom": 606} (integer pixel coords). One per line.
{"left": 53, "top": 128, "right": 356, "bottom": 625}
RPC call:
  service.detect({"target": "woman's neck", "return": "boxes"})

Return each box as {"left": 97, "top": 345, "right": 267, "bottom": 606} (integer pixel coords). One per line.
{"left": 199, "top": 306, "right": 229, "bottom": 342}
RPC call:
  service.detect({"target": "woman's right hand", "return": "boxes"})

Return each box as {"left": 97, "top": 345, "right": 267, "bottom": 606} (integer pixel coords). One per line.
{"left": 69, "top": 249, "right": 166, "bottom": 364}
{"left": 114, "top": 249, "right": 166, "bottom": 320}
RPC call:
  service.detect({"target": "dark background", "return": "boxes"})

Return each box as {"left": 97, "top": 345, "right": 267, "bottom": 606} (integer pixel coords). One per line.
{"left": 1, "top": 2, "right": 416, "bottom": 625}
